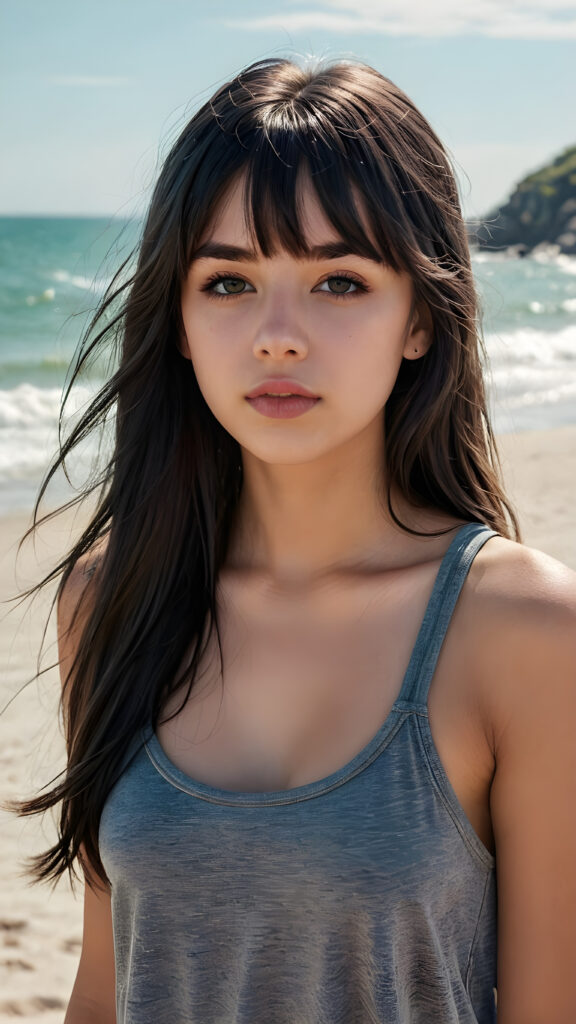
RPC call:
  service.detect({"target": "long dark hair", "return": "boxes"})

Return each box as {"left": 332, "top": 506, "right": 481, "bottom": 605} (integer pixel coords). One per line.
{"left": 13, "top": 56, "right": 520, "bottom": 888}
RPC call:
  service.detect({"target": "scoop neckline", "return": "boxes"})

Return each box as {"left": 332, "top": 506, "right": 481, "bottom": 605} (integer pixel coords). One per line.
{"left": 143, "top": 703, "right": 412, "bottom": 805}
{"left": 143, "top": 522, "right": 492, "bottom": 805}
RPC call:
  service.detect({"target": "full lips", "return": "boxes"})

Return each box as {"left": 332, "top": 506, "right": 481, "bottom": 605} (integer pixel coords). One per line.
{"left": 246, "top": 395, "right": 321, "bottom": 419}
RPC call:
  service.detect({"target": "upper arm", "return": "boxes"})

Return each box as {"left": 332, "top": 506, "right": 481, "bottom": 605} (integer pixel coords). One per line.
{"left": 64, "top": 875, "right": 117, "bottom": 1024}
{"left": 58, "top": 551, "right": 116, "bottom": 1021}
{"left": 479, "top": 544, "right": 576, "bottom": 1023}
{"left": 57, "top": 544, "right": 105, "bottom": 697}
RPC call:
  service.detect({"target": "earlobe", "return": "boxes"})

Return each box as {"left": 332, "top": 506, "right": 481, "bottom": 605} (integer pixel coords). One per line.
{"left": 403, "top": 303, "right": 433, "bottom": 361}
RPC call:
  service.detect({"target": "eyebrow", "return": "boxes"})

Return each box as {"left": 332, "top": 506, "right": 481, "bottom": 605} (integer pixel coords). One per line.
{"left": 190, "top": 241, "right": 381, "bottom": 263}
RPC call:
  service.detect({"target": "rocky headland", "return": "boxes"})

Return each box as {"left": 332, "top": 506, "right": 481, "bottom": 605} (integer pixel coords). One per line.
{"left": 468, "top": 144, "right": 576, "bottom": 256}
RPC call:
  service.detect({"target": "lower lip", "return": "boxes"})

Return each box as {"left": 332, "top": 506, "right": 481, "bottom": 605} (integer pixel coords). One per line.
{"left": 246, "top": 395, "right": 321, "bottom": 418}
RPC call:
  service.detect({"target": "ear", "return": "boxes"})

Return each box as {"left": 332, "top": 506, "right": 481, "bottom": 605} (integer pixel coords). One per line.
{"left": 402, "top": 299, "right": 434, "bottom": 361}
{"left": 177, "top": 314, "right": 192, "bottom": 361}
{"left": 178, "top": 331, "right": 192, "bottom": 361}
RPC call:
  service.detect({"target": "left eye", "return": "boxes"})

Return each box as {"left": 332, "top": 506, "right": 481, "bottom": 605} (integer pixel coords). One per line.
{"left": 317, "top": 276, "right": 361, "bottom": 295}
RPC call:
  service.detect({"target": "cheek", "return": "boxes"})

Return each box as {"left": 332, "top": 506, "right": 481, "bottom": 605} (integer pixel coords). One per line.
{"left": 181, "top": 316, "right": 242, "bottom": 424}
{"left": 323, "top": 305, "right": 408, "bottom": 383}
{"left": 343, "top": 336, "right": 408, "bottom": 420}
{"left": 181, "top": 307, "right": 223, "bottom": 373}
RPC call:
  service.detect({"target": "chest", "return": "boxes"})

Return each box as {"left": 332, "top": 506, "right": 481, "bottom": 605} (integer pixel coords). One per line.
{"left": 157, "top": 568, "right": 496, "bottom": 857}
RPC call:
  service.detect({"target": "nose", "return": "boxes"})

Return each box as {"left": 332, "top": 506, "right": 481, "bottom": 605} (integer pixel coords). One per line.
{"left": 252, "top": 294, "right": 309, "bottom": 359}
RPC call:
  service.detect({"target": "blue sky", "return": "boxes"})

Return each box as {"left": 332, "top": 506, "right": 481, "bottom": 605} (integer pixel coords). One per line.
{"left": 2, "top": 0, "right": 576, "bottom": 220}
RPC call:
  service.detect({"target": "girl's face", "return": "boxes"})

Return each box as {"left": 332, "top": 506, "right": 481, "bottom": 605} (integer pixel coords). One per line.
{"left": 180, "top": 174, "right": 432, "bottom": 467}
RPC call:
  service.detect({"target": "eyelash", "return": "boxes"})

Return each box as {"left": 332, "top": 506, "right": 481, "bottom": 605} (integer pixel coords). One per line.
{"left": 200, "top": 271, "right": 369, "bottom": 301}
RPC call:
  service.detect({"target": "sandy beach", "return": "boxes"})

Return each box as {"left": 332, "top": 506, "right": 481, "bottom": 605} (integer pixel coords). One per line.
{"left": 0, "top": 424, "right": 575, "bottom": 1021}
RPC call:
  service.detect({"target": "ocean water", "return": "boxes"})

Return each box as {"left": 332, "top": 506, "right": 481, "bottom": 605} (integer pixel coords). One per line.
{"left": 1, "top": 216, "right": 576, "bottom": 515}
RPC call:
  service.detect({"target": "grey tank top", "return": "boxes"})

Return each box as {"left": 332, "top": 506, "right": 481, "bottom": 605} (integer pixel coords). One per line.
{"left": 99, "top": 522, "right": 498, "bottom": 1023}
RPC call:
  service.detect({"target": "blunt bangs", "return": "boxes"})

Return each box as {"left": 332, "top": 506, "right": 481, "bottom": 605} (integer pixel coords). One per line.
{"left": 181, "top": 78, "right": 415, "bottom": 274}
{"left": 242, "top": 132, "right": 401, "bottom": 271}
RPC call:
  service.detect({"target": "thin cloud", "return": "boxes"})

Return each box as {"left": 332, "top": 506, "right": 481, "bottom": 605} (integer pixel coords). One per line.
{"left": 47, "top": 75, "right": 134, "bottom": 87}
{"left": 226, "top": 0, "right": 576, "bottom": 38}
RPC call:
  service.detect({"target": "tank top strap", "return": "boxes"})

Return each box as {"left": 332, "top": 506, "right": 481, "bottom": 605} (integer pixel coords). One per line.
{"left": 397, "top": 522, "right": 498, "bottom": 708}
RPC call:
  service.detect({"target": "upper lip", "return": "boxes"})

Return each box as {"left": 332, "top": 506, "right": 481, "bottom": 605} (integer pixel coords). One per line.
{"left": 246, "top": 378, "right": 320, "bottom": 399}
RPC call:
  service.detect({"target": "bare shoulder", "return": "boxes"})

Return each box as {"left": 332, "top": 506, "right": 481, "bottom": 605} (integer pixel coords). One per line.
{"left": 58, "top": 538, "right": 108, "bottom": 621}
{"left": 473, "top": 532, "right": 576, "bottom": 600}
{"left": 57, "top": 537, "right": 108, "bottom": 692}
{"left": 464, "top": 535, "right": 576, "bottom": 752}
{"left": 469, "top": 534, "right": 576, "bottom": 632}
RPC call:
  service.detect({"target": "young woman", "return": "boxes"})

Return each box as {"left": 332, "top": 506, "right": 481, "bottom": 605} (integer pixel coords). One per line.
{"left": 15, "top": 57, "right": 576, "bottom": 1023}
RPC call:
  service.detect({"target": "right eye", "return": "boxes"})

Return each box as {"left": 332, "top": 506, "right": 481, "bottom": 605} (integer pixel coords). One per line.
{"left": 203, "top": 275, "right": 255, "bottom": 297}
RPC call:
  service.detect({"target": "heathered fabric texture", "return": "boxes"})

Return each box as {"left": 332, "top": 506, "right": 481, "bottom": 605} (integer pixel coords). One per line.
{"left": 99, "top": 522, "right": 499, "bottom": 1023}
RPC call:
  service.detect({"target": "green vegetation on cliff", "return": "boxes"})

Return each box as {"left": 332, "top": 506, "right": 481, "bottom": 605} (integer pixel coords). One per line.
{"left": 470, "top": 144, "right": 576, "bottom": 255}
